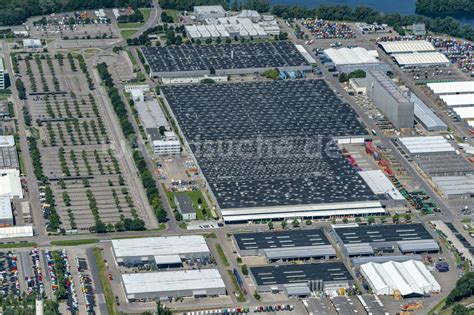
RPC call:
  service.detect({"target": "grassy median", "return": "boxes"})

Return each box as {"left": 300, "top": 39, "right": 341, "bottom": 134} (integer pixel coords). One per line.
{"left": 51, "top": 239, "right": 99, "bottom": 246}
{"left": 216, "top": 244, "right": 229, "bottom": 267}
{"left": 93, "top": 248, "right": 117, "bottom": 315}
{"left": 0, "top": 242, "right": 37, "bottom": 249}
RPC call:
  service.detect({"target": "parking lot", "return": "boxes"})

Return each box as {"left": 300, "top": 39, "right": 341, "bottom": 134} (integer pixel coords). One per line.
{"left": 26, "top": 10, "right": 120, "bottom": 41}
{"left": 0, "top": 251, "right": 20, "bottom": 297}
{"left": 17, "top": 52, "right": 147, "bottom": 233}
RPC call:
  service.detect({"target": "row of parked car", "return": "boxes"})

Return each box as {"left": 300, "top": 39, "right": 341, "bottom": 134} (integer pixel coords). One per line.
{"left": 0, "top": 251, "right": 20, "bottom": 296}
{"left": 76, "top": 256, "right": 95, "bottom": 313}
{"left": 28, "top": 248, "right": 44, "bottom": 295}
{"left": 182, "top": 304, "right": 294, "bottom": 315}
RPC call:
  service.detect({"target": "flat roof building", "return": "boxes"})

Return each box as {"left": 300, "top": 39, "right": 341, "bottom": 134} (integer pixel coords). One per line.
{"left": 453, "top": 107, "right": 474, "bottom": 120}
{"left": 427, "top": 81, "right": 474, "bottom": 95}
{"left": 357, "top": 295, "right": 389, "bottom": 315}
{"left": 250, "top": 262, "right": 353, "bottom": 295}
{"left": 233, "top": 229, "right": 336, "bottom": 261}
{"left": 152, "top": 139, "right": 181, "bottom": 155}
{"left": 0, "top": 225, "right": 33, "bottom": 238}
{"left": 122, "top": 269, "right": 226, "bottom": 301}
{"left": 358, "top": 170, "right": 406, "bottom": 207}
{"left": 392, "top": 52, "right": 450, "bottom": 68}
{"left": 175, "top": 193, "right": 196, "bottom": 221}
{"left": 0, "top": 147, "right": 19, "bottom": 170}
{"left": 366, "top": 70, "right": 414, "bottom": 129}
{"left": 379, "top": 40, "right": 435, "bottom": 54}
{"left": 0, "top": 136, "right": 14, "bottom": 148}
{"left": 162, "top": 80, "right": 385, "bottom": 223}
{"left": 361, "top": 260, "right": 440, "bottom": 297}
{"left": 440, "top": 94, "right": 474, "bottom": 107}
{"left": 411, "top": 94, "right": 448, "bottom": 132}
{"left": 111, "top": 236, "right": 210, "bottom": 266}
{"left": 433, "top": 175, "right": 474, "bottom": 199}
{"left": 23, "top": 38, "right": 42, "bottom": 49}
{"left": 349, "top": 78, "right": 367, "bottom": 94}
{"left": 0, "top": 197, "right": 13, "bottom": 227}
{"left": 194, "top": 5, "right": 227, "bottom": 21}
{"left": 0, "top": 169, "right": 23, "bottom": 199}
{"left": 0, "top": 59, "right": 5, "bottom": 90}
{"left": 399, "top": 136, "right": 455, "bottom": 154}
{"left": 332, "top": 223, "right": 439, "bottom": 257}
{"left": 323, "top": 47, "right": 390, "bottom": 73}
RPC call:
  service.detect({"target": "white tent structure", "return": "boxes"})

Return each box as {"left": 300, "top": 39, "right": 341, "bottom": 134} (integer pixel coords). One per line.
{"left": 360, "top": 260, "right": 440, "bottom": 297}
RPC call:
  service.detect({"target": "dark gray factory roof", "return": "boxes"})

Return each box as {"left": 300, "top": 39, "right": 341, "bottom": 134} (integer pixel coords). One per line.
{"left": 234, "top": 229, "right": 329, "bottom": 250}
{"left": 142, "top": 41, "right": 309, "bottom": 74}
{"left": 334, "top": 223, "right": 433, "bottom": 245}
{"left": 175, "top": 193, "right": 195, "bottom": 214}
{"left": 162, "top": 80, "right": 375, "bottom": 209}
{"left": 250, "top": 262, "right": 352, "bottom": 286}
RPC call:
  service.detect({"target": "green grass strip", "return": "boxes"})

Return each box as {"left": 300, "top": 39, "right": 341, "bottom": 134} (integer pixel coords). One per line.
{"left": 93, "top": 248, "right": 117, "bottom": 315}
{"left": 0, "top": 242, "right": 36, "bottom": 249}
{"left": 216, "top": 244, "right": 229, "bottom": 267}
{"left": 51, "top": 239, "right": 99, "bottom": 246}
{"left": 227, "top": 270, "right": 246, "bottom": 302}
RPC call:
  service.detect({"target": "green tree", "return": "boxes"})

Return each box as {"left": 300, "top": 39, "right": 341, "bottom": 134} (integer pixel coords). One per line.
{"left": 392, "top": 213, "right": 400, "bottom": 223}
{"left": 281, "top": 220, "right": 287, "bottom": 229}
{"left": 231, "top": 0, "right": 239, "bottom": 11}
{"left": 367, "top": 216, "right": 375, "bottom": 224}
{"left": 306, "top": 219, "right": 312, "bottom": 225}
{"left": 292, "top": 218, "right": 299, "bottom": 228}
{"left": 241, "top": 264, "right": 248, "bottom": 275}
{"left": 268, "top": 221, "right": 274, "bottom": 230}
{"left": 156, "top": 300, "right": 172, "bottom": 315}
{"left": 404, "top": 213, "right": 411, "bottom": 222}
{"left": 254, "top": 290, "right": 261, "bottom": 300}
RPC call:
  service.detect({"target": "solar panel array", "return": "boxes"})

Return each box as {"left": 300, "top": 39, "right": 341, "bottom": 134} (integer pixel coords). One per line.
{"left": 334, "top": 224, "right": 433, "bottom": 244}
{"left": 142, "top": 41, "right": 309, "bottom": 74}
{"left": 162, "top": 80, "right": 375, "bottom": 209}
{"left": 250, "top": 262, "right": 352, "bottom": 285}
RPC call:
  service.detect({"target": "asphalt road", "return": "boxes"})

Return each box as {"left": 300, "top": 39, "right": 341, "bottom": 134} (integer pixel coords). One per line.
{"left": 87, "top": 53, "right": 160, "bottom": 230}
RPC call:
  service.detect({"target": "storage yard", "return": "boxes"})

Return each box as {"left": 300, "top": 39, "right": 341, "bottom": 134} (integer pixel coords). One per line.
{"left": 142, "top": 41, "right": 312, "bottom": 79}
{"left": 1, "top": 3, "right": 474, "bottom": 315}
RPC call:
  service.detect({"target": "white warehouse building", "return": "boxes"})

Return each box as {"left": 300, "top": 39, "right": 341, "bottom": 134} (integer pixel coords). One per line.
{"left": 122, "top": 269, "right": 226, "bottom": 301}
{"left": 112, "top": 235, "right": 210, "bottom": 267}
{"left": 194, "top": 5, "right": 227, "bottom": 21}
{"left": 361, "top": 260, "right": 440, "bottom": 297}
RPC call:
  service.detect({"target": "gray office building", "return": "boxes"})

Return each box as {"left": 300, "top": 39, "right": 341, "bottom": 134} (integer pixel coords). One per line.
{"left": 366, "top": 71, "right": 414, "bottom": 129}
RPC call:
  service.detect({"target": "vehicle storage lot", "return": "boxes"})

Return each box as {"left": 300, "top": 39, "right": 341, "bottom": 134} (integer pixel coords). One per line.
{"left": 18, "top": 52, "right": 146, "bottom": 233}
{"left": 26, "top": 10, "right": 120, "bottom": 40}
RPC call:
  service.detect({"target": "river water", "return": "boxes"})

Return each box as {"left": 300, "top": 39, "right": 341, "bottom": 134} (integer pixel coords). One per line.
{"left": 271, "top": 0, "right": 474, "bottom": 27}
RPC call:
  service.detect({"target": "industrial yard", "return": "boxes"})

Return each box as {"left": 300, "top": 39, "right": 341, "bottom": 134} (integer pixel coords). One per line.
{"left": 0, "top": 1, "right": 472, "bottom": 315}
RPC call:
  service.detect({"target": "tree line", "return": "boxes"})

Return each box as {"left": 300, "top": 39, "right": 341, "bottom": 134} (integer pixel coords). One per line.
{"left": 0, "top": 0, "right": 150, "bottom": 26}
{"left": 416, "top": 0, "right": 474, "bottom": 15}
{"left": 159, "top": 0, "right": 474, "bottom": 41}
{"left": 96, "top": 62, "right": 168, "bottom": 224}
{"left": 270, "top": 4, "right": 474, "bottom": 41}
